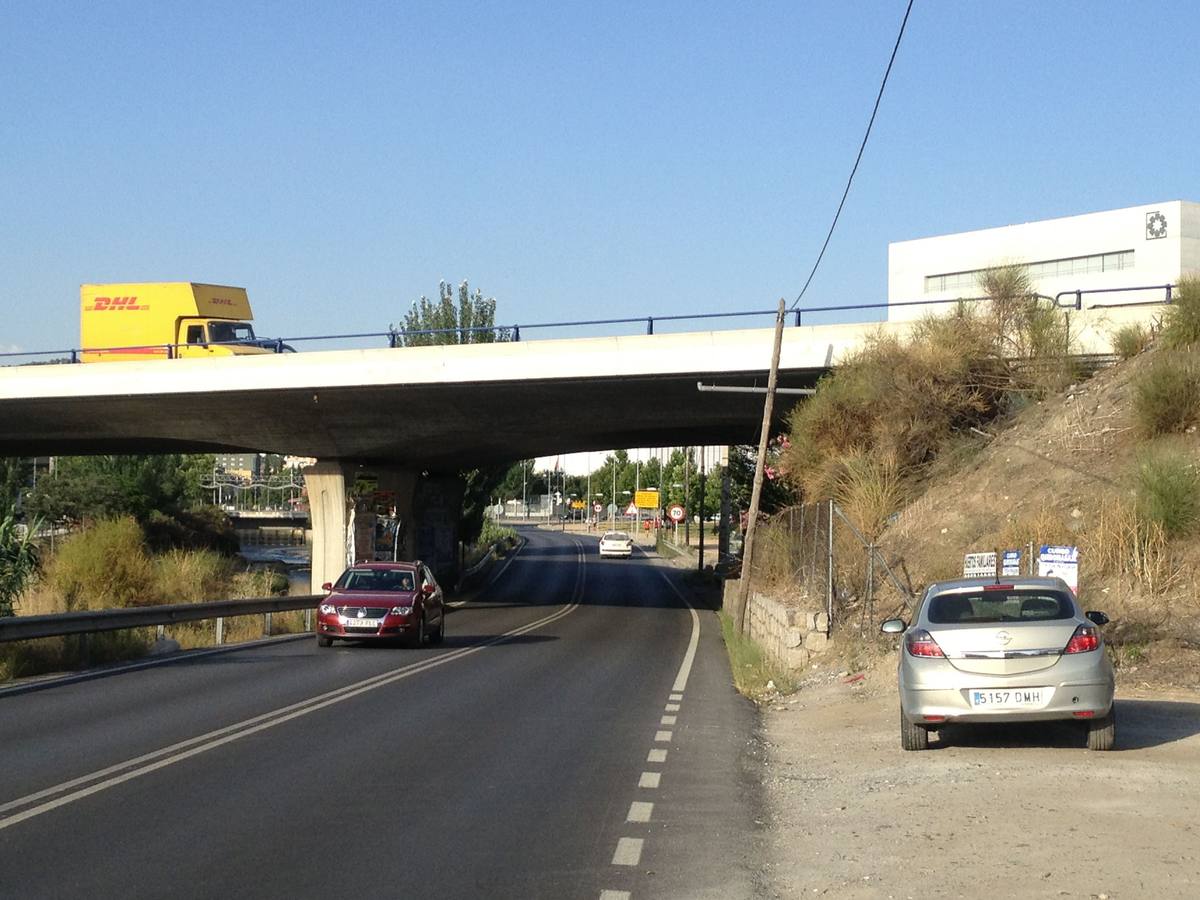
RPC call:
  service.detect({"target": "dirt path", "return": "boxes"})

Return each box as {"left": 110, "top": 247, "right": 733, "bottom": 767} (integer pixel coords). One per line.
{"left": 760, "top": 674, "right": 1200, "bottom": 899}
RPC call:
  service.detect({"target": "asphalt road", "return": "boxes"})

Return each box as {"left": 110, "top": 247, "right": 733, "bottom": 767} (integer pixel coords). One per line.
{"left": 0, "top": 528, "right": 763, "bottom": 900}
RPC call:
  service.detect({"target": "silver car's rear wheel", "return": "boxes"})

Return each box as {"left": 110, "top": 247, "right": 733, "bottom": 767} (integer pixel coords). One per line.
{"left": 900, "top": 708, "right": 929, "bottom": 751}
{"left": 1086, "top": 706, "right": 1116, "bottom": 751}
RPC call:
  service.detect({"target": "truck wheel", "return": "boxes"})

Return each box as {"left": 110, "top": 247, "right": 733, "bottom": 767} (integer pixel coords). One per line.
{"left": 900, "top": 708, "right": 929, "bottom": 751}
{"left": 1086, "top": 707, "right": 1116, "bottom": 751}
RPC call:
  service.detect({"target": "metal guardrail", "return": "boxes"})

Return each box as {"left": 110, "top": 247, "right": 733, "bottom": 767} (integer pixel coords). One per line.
{"left": 0, "top": 594, "right": 320, "bottom": 644}
{"left": 0, "top": 283, "right": 1178, "bottom": 365}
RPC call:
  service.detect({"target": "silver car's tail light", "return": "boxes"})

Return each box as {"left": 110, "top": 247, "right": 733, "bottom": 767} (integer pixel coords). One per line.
{"left": 1064, "top": 624, "right": 1100, "bottom": 654}
{"left": 905, "top": 629, "right": 945, "bottom": 658}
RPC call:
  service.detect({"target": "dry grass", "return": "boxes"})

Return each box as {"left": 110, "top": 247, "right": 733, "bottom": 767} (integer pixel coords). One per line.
{"left": 1083, "top": 499, "right": 1182, "bottom": 596}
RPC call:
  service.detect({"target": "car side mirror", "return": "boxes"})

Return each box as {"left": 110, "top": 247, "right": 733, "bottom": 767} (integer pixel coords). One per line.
{"left": 880, "top": 618, "right": 907, "bottom": 635}
{"left": 321, "top": 582, "right": 333, "bottom": 592}
{"left": 1086, "top": 610, "right": 1110, "bottom": 626}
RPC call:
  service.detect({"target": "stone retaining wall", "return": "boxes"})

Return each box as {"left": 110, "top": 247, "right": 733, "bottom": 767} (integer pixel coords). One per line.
{"left": 722, "top": 579, "right": 829, "bottom": 671}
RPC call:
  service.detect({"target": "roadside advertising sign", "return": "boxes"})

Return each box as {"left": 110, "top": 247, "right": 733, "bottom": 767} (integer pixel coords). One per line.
{"left": 1001, "top": 550, "right": 1022, "bottom": 576}
{"left": 668, "top": 504, "right": 685, "bottom": 523}
{"left": 963, "top": 552, "right": 997, "bottom": 578}
{"left": 963, "top": 550, "right": 1022, "bottom": 578}
{"left": 634, "top": 489, "right": 660, "bottom": 509}
{"left": 1038, "top": 545, "right": 1079, "bottom": 593}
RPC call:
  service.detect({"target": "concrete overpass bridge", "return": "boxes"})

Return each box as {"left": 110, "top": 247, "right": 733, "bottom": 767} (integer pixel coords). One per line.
{"left": 0, "top": 304, "right": 1150, "bottom": 589}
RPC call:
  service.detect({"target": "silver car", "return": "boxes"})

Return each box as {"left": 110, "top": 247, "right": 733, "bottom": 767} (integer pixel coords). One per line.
{"left": 881, "top": 576, "right": 1115, "bottom": 751}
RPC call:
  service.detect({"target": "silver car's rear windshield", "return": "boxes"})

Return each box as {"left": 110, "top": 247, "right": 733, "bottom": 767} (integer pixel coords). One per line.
{"left": 927, "top": 589, "right": 1074, "bottom": 624}
{"left": 334, "top": 569, "right": 417, "bottom": 592}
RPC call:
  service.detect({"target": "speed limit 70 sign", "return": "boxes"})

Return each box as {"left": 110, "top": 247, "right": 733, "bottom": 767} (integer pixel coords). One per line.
{"left": 668, "top": 504, "right": 685, "bottom": 523}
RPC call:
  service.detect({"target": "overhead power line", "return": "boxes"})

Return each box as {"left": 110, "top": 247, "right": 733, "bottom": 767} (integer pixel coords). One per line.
{"left": 791, "top": 0, "right": 916, "bottom": 311}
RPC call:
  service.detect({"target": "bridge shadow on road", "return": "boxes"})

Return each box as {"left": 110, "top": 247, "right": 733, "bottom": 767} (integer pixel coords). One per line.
{"left": 932, "top": 698, "right": 1200, "bottom": 751}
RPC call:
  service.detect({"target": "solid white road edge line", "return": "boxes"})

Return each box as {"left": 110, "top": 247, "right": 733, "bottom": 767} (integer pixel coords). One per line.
{"left": 655, "top": 569, "right": 700, "bottom": 694}
{"left": 0, "top": 540, "right": 586, "bottom": 832}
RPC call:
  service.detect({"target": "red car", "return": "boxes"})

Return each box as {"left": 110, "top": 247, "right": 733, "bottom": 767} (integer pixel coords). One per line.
{"left": 316, "top": 561, "right": 445, "bottom": 648}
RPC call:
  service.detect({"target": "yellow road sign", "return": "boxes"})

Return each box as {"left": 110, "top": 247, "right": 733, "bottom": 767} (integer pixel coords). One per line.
{"left": 634, "top": 489, "right": 660, "bottom": 509}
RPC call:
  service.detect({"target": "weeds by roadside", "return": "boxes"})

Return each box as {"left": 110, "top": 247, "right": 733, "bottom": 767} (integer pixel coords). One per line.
{"left": 1162, "top": 275, "right": 1200, "bottom": 350}
{"left": 1112, "top": 323, "right": 1151, "bottom": 360}
{"left": 718, "top": 610, "right": 796, "bottom": 699}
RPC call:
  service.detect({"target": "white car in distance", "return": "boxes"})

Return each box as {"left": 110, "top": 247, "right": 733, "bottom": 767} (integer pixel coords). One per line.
{"left": 599, "top": 531, "right": 634, "bottom": 559}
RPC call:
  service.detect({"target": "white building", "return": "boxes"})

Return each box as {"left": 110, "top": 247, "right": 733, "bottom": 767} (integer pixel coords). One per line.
{"left": 887, "top": 200, "right": 1200, "bottom": 322}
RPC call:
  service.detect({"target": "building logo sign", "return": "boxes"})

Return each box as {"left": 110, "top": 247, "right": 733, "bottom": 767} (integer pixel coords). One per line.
{"left": 1146, "top": 211, "right": 1168, "bottom": 240}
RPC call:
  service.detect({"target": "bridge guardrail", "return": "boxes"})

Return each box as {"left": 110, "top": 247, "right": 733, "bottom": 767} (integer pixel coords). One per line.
{"left": 0, "top": 594, "right": 321, "bottom": 644}
{"left": 0, "top": 283, "right": 1177, "bottom": 365}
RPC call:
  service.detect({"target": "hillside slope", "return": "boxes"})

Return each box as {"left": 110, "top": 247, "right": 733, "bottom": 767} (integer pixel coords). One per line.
{"left": 878, "top": 345, "right": 1200, "bottom": 686}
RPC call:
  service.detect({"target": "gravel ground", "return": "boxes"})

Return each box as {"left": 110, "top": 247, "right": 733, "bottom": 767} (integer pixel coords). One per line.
{"left": 760, "top": 671, "right": 1200, "bottom": 899}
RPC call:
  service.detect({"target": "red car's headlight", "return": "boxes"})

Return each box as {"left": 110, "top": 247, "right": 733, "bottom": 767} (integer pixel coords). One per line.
{"left": 390, "top": 605, "right": 413, "bottom": 616}
{"left": 319, "top": 603, "right": 337, "bottom": 615}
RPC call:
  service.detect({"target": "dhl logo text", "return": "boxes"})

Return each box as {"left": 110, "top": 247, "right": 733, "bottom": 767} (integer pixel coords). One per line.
{"left": 91, "top": 296, "right": 147, "bottom": 311}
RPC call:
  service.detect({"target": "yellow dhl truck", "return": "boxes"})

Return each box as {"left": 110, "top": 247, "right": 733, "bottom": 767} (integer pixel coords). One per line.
{"left": 80, "top": 282, "right": 288, "bottom": 362}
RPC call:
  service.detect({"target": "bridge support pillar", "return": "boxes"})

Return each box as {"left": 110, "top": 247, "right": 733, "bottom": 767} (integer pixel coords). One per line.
{"left": 303, "top": 461, "right": 464, "bottom": 593}
{"left": 303, "top": 460, "right": 358, "bottom": 594}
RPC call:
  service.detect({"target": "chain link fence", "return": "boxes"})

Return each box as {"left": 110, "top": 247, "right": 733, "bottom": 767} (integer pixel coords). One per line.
{"left": 746, "top": 501, "right": 918, "bottom": 634}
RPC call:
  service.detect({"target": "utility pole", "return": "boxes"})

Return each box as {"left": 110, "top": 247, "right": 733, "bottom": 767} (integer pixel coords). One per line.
{"left": 683, "top": 448, "right": 690, "bottom": 549}
{"left": 735, "top": 299, "right": 787, "bottom": 634}
{"left": 697, "top": 445, "right": 706, "bottom": 572}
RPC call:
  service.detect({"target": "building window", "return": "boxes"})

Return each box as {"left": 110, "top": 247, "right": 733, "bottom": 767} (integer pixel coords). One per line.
{"left": 924, "top": 250, "right": 1134, "bottom": 293}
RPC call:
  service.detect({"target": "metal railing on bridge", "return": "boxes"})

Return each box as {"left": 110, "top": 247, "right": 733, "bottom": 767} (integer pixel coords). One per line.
{"left": 0, "top": 283, "right": 1177, "bottom": 366}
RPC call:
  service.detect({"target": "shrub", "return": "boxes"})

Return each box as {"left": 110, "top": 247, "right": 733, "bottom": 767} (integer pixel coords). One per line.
{"left": 153, "top": 549, "right": 235, "bottom": 603}
{"left": 1132, "top": 351, "right": 1200, "bottom": 437}
{"left": 1136, "top": 445, "right": 1200, "bottom": 537}
{"left": 477, "top": 520, "right": 516, "bottom": 548}
{"left": 1162, "top": 275, "right": 1200, "bottom": 350}
{"left": 1111, "top": 323, "right": 1151, "bottom": 360}
{"left": 1, "top": 514, "right": 40, "bottom": 617}
{"left": 45, "top": 517, "right": 155, "bottom": 610}
{"left": 783, "top": 312, "right": 1008, "bottom": 497}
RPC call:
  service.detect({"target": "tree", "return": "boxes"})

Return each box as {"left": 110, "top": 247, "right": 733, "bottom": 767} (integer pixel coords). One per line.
{"left": 395, "top": 280, "right": 511, "bottom": 346}
{"left": 0, "top": 513, "right": 39, "bottom": 617}
{"left": 0, "top": 458, "right": 31, "bottom": 520}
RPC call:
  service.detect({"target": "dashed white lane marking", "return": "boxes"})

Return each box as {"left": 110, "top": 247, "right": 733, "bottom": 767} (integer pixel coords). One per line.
{"left": 627, "top": 801, "right": 654, "bottom": 823}
{"left": 669, "top": 693, "right": 683, "bottom": 701}
{"left": 660, "top": 715, "right": 677, "bottom": 726}
{"left": 647, "top": 748, "right": 668, "bottom": 763}
{"left": 639, "top": 772, "right": 661, "bottom": 789}
{"left": 612, "top": 837, "right": 644, "bottom": 866}
{"left": 654, "top": 730, "right": 672, "bottom": 742}
{"left": 599, "top": 891, "right": 631, "bottom": 900}
{"left": 665, "top": 702, "right": 680, "bottom": 712}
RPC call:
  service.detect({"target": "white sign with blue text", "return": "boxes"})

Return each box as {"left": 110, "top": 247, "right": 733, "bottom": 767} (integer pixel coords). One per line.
{"left": 1038, "top": 545, "right": 1079, "bottom": 593}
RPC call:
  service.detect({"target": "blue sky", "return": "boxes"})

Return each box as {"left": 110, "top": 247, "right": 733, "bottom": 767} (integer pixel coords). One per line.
{"left": 2, "top": 1, "right": 1198, "bottom": 355}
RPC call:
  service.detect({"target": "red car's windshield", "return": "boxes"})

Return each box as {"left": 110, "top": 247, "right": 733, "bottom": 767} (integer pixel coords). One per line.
{"left": 333, "top": 569, "right": 417, "bottom": 592}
